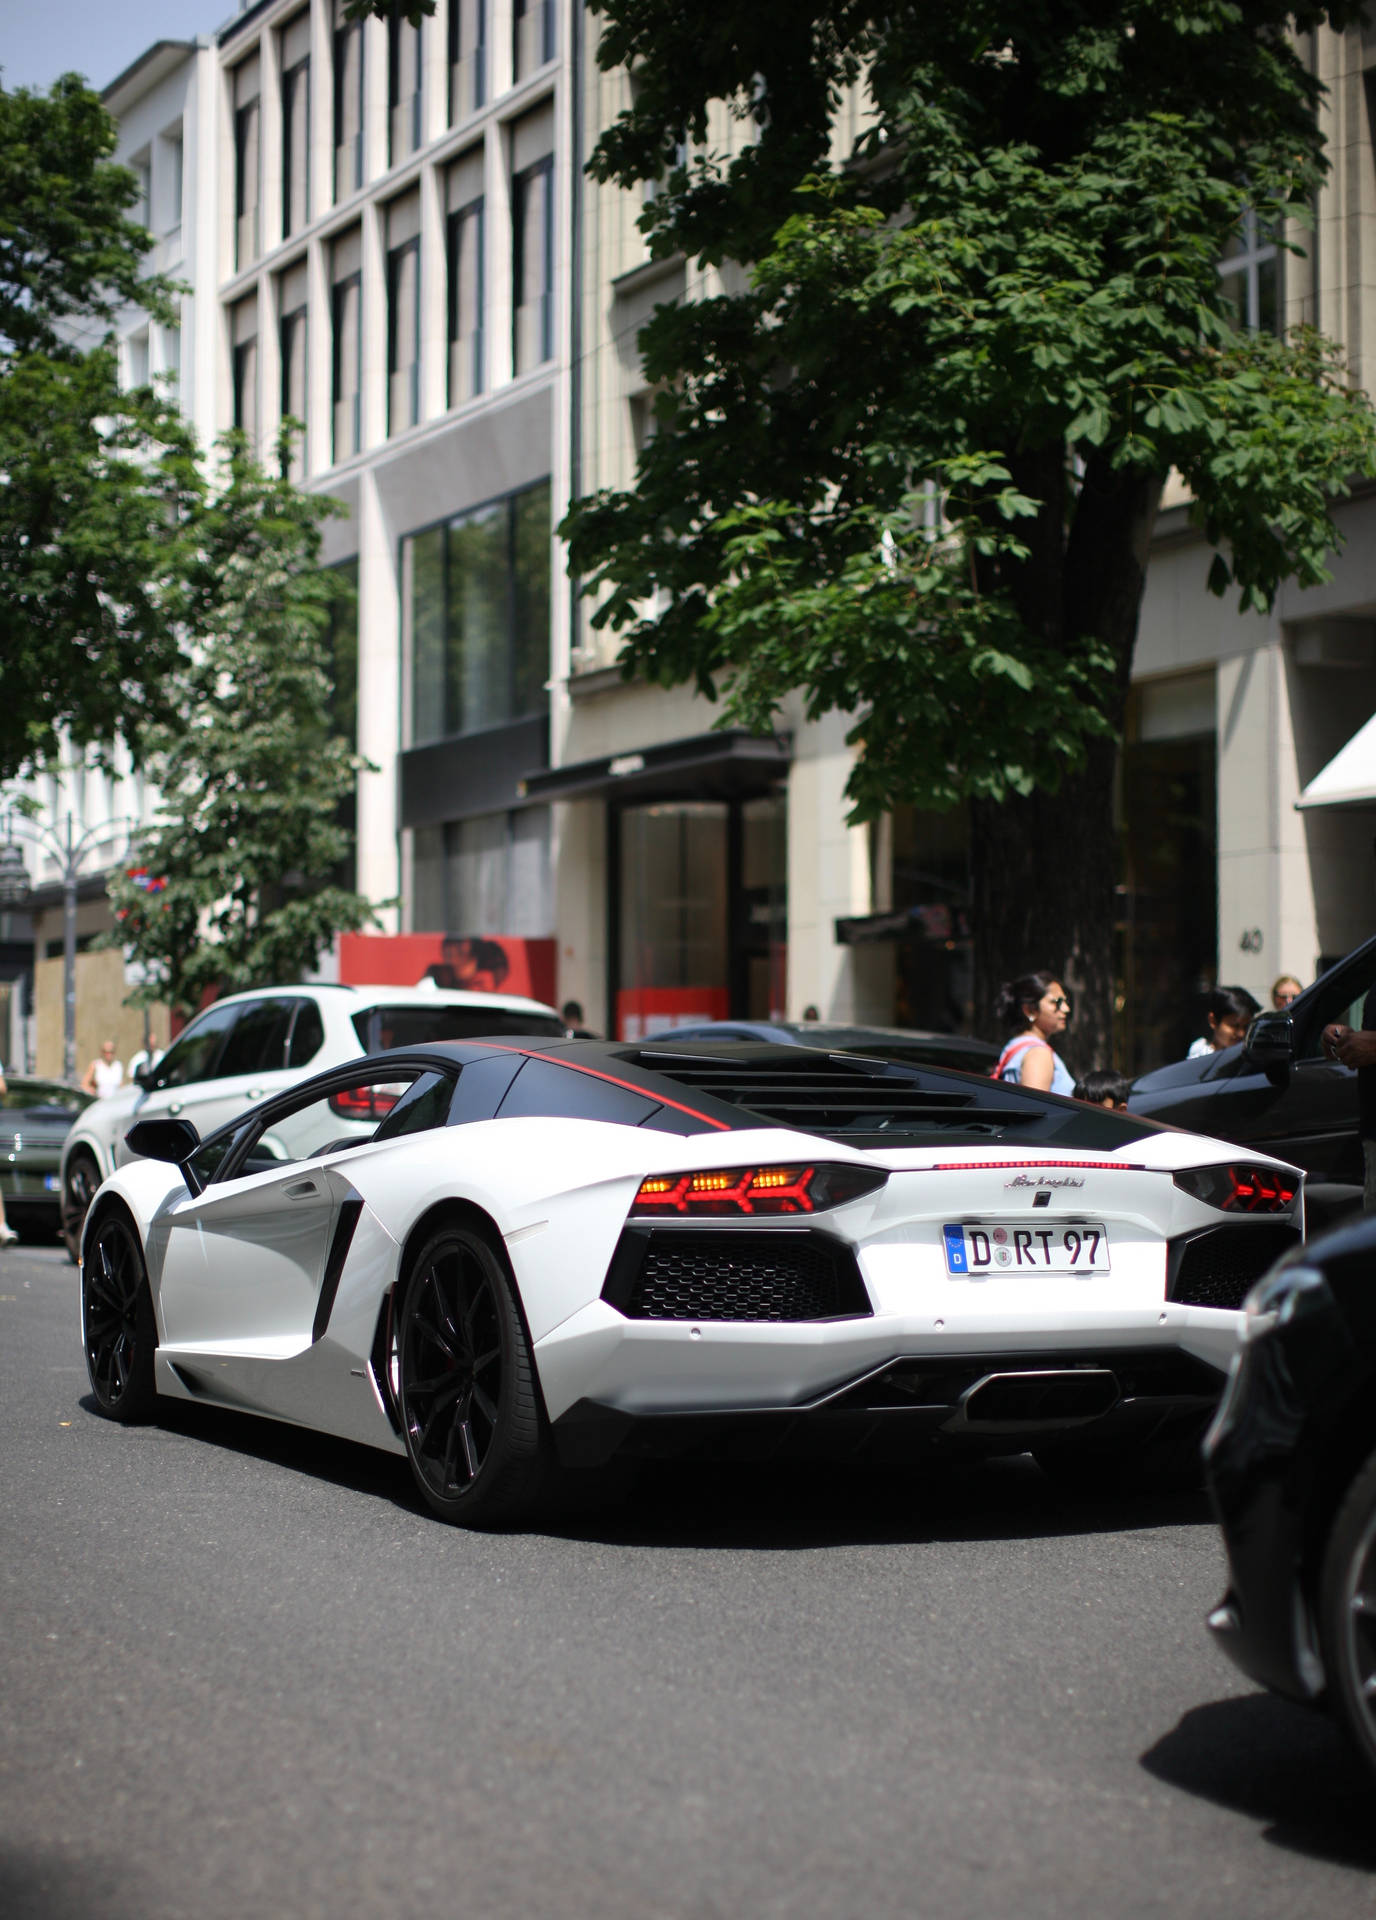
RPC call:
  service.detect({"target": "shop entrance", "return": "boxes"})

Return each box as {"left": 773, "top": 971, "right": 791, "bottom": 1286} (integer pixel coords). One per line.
{"left": 611, "top": 792, "right": 786, "bottom": 1039}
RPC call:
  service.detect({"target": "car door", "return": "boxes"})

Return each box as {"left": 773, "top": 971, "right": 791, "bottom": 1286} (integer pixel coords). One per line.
{"left": 153, "top": 1064, "right": 459, "bottom": 1358}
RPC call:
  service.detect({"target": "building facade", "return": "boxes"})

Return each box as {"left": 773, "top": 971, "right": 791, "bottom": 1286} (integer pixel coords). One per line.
{"left": 8, "top": 9, "right": 1376, "bottom": 1075}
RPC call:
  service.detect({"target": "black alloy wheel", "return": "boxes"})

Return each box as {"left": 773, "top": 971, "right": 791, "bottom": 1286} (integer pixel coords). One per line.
{"left": 395, "top": 1224, "right": 547, "bottom": 1527}
{"left": 62, "top": 1150, "right": 101, "bottom": 1265}
{"left": 82, "top": 1210, "right": 158, "bottom": 1421}
{"left": 1320, "top": 1446, "right": 1376, "bottom": 1783}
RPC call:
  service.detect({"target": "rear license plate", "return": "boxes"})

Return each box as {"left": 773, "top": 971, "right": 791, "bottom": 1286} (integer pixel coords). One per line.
{"left": 942, "top": 1221, "right": 1110, "bottom": 1276}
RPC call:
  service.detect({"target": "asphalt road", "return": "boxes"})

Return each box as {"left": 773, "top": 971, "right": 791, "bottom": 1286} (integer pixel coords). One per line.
{"left": 2, "top": 1242, "right": 1374, "bottom": 1920}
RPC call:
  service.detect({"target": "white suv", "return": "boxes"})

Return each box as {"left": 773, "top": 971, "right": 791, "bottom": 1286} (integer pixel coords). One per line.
{"left": 59, "top": 982, "right": 566, "bottom": 1258}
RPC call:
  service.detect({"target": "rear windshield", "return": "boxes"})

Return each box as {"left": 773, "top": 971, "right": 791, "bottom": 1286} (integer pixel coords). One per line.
{"left": 352, "top": 1005, "right": 566, "bottom": 1052}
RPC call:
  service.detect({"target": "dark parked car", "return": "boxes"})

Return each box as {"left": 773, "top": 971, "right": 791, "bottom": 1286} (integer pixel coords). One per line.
{"left": 0, "top": 1076, "right": 92, "bottom": 1242}
{"left": 646, "top": 1020, "right": 999, "bottom": 1076}
{"left": 1203, "top": 1212, "right": 1376, "bottom": 1782}
{"left": 1130, "top": 935, "right": 1376, "bottom": 1230}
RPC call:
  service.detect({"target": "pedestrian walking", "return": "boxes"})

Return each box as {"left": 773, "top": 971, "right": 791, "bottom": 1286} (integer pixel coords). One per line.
{"left": 1185, "top": 986, "right": 1260, "bottom": 1059}
{"left": 992, "top": 971, "right": 1075, "bottom": 1095}
{"left": 81, "top": 1040, "right": 125, "bottom": 1098}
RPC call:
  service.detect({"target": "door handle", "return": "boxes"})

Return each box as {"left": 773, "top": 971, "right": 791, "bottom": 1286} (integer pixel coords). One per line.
{"left": 284, "top": 1179, "right": 319, "bottom": 1199}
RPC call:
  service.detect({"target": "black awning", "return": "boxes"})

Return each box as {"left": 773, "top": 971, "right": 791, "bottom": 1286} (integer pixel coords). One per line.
{"left": 519, "top": 729, "right": 791, "bottom": 805}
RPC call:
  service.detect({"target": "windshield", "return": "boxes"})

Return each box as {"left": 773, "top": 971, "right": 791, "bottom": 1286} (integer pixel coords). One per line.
{"left": 0, "top": 1079, "right": 91, "bottom": 1113}
{"left": 351, "top": 1006, "right": 566, "bottom": 1052}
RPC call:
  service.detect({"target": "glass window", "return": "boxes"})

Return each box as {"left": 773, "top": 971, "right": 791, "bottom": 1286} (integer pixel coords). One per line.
{"left": 217, "top": 999, "right": 295, "bottom": 1077}
{"left": 331, "top": 247, "right": 361, "bottom": 461}
{"left": 280, "top": 298, "right": 308, "bottom": 477}
{"left": 618, "top": 803, "right": 729, "bottom": 1039}
{"left": 161, "top": 127, "right": 184, "bottom": 232}
{"left": 287, "top": 998, "right": 326, "bottom": 1067}
{"left": 449, "top": 0, "right": 486, "bottom": 119}
{"left": 371, "top": 1071, "right": 457, "bottom": 1142}
{"left": 333, "top": 0, "right": 364, "bottom": 201}
{"left": 233, "top": 61, "right": 261, "bottom": 268}
{"left": 251, "top": 1070, "right": 426, "bottom": 1164}
{"left": 127, "top": 330, "right": 150, "bottom": 390}
{"left": 350, "top": 1002, "right": 564, "bottom": 1050}
{"left": 231, "top": 295, "right": 258, "bottom": 440}
{"left": 512, "top": 157, "right": 553, "bottom": 373}
{"left": 512, "top": 0, "right": 554, "bottom": 82}
{"left": 387, "top": 237, "right": 420, "bottom": 435}
{"left": 148, "top": 1003, "right": 242, "bottom": 1090}
{"left": 447, "top": 198, "right": 484, "bottom": 404}
{"left": 389, "top": 11, "right": 422, "bottom": 164}
{"left": 1218, "top": 210, "right": 1280, "bottom": 335}
{"left": 131, "top": 152, "right": 151, "bottom": 229}
{"left": 405, "top": 481, "right": 550, "bottom": 746}
{"left": 414, "top": 809, "right": 553, "bottom": 938}
{"left": 282, "top": 54, "right": 310, "bottom": 238}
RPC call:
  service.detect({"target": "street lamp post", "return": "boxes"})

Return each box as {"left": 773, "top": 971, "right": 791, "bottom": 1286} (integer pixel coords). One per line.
{"left": 0, "top": 811, "right": 132, "bottom": 1084}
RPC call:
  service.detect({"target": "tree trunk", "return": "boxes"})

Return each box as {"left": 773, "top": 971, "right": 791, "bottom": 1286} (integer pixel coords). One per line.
{"left": 970, "top": 736, "right": 1121, "bottom": 1072}
{"left": 970, "top": 460, "right": 1163, "bottom": 1072}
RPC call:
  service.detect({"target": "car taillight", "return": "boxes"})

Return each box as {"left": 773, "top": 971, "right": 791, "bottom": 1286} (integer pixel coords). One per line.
{"left": 1172, "top": 1164, "right": 1298, "bottom": 1213}
{"left": 630, "top": 1164, "right": 886, "bottom": 1217}
{"left": 328, "top": 1085, "right": 401, "bottom": 1120}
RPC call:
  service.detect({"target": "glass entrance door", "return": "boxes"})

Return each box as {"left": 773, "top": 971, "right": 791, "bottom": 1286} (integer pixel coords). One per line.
{"left": 616, "top": 803, "right": 729, "bottom": 1039}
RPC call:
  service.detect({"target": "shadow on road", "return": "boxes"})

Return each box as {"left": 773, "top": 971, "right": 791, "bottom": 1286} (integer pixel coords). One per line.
{"left": 1142, "top": 1693, "right": 1376, "bottom": 1872}
{"left": 90, "top": 1390, "right": 1215, "bottom": 1549}
{"left": 0, "top": 1845, "right": 142, "bottom": 1920}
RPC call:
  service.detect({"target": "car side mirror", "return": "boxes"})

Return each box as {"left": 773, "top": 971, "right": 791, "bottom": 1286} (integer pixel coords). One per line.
{"left": 1244, "top": 1011, "right": 1294, "bottom": 1072}
{"left": 124, "top": 1117, "right": 204, "bottom": 1196}
{"left": 133, "top": 1062, "right": 157, "bottom": 1090}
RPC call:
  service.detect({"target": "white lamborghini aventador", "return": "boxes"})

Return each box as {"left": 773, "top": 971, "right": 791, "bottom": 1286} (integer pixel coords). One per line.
{"left": 78, "top": 1037, "right": 1304, "bottom": 1525}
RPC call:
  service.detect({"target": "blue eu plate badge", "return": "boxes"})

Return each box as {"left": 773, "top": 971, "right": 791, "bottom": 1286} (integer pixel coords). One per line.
{"left": 942, "top": 1223, "right": 968, "bottom": 1273}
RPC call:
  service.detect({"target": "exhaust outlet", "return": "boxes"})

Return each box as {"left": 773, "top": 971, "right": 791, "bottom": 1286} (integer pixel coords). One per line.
{"left": 945, "top": 1368, "right": 1120, "bottom": 1434}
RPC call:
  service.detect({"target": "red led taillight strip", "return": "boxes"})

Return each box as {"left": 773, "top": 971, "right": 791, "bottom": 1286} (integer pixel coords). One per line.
{"left": 928, "top": 1160, "right": 1149, "bottom": 1172}
{"left": 634, "top": 1165, "right": 817, "bottom": 1216}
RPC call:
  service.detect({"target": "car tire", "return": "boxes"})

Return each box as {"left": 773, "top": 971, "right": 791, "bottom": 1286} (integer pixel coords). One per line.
{"left": 62, "top": 1149, "right": 102, "bottom": 1266}
{"left": 1318, "top": 1445, "right": 1376, "bottom": 1781}
{"left": 82, "top": 1209, "right": 158, "bottom": 1423}
{"left": 395, "top": 1222, "right": 549, "bottom": 1528}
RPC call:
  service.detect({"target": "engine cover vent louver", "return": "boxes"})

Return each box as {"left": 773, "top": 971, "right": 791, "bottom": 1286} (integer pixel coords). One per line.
{"left": 628, "top": 1050, "right": 1029, "bottom": 1137}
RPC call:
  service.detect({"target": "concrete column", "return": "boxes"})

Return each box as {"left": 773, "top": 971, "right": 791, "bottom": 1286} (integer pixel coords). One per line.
{"left": 418, "top": 158, "right": 446, "bottom": 424}
{"left": 309, "top": 0, "right": 333, "bottom": 224}
{"left": 363, "top": 11, "right": 389, "bottom": 187}
{"left": 359, "top": 198, "right": 387, "bottom": 450}
{"left": 355, "top": 466, "right": 400, "bottom": 927}
{"left": 485, "top": 117, "right": 513, "bottom": 389}
{"left": 552, "top": 798, "right": 606, "bottom": 1030}
{"left": 1216, "top": 642, "right": 1284, "bottom": 1005}
{"left": 785, "top": 708, "right": 885, "bottom": 1021}
{"left": 305, "top": 231, "right": 330, "bottom": 477}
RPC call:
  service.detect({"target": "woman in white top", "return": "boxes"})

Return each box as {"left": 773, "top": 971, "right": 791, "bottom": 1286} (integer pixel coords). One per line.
{"left": 82, "top": 1040, "right": 125, "bottom": 1099}
{"left": 992, "top": 971, "right": 1076, "bottom": 1096}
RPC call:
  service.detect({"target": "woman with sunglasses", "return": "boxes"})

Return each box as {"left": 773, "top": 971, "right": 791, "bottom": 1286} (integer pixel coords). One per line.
{"left": 993, "top": 971, "right": 1075, "bottom": 1095}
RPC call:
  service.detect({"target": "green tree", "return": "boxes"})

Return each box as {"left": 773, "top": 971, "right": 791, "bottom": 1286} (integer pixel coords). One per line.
{"left": 563, "top": 1, "right": 1376, "bottom": 1059}
{"left": 0, "top": 74, "right": 198, "bottom": 781}
{"left": 106, "top": 437, "right": 378, "bottom": 1016}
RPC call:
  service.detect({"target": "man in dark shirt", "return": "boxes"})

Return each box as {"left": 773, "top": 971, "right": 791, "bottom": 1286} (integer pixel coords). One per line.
{"left": 1323, "top": 990, "right": 1376, "bottom": 1208}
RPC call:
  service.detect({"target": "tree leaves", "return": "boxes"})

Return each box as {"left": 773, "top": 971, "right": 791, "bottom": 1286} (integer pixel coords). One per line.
{"left": 106, "top": 437, "right": 377, "bottom": 1015}
{"left": 564, "top": 1, "right": 1376, "bottom": 827}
